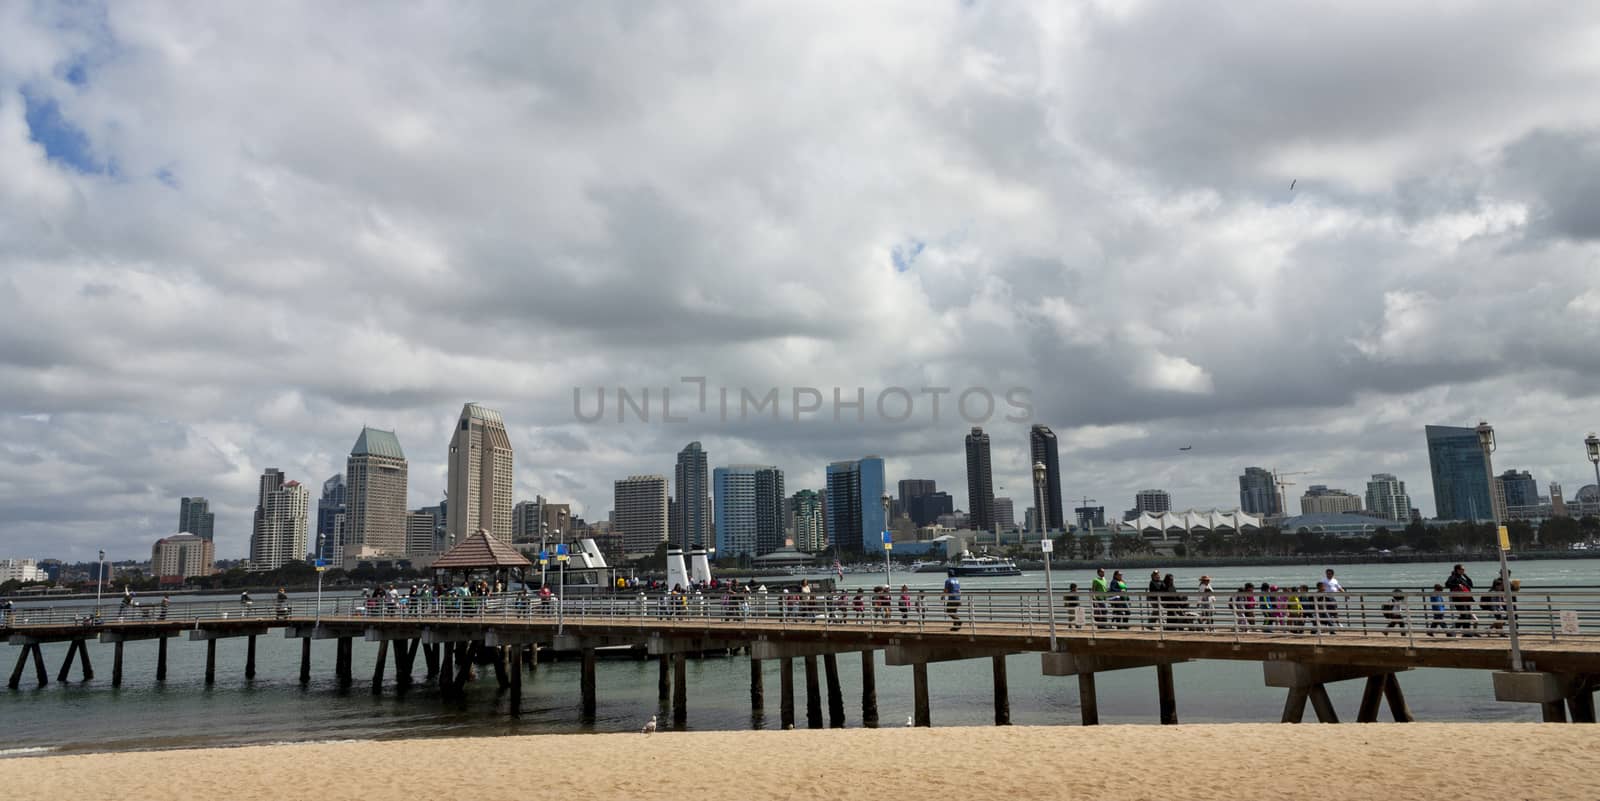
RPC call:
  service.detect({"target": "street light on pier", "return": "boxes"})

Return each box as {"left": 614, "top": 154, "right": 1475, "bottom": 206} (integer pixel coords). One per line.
{"left": 1034, "top": 462, "right": 1056, "bottom": 651}
{"left": 96, "top": 549, "right": 105, "bottom": 615}
{"left": 1476, "top": 420, "right": 1523, "bottom": 672}
{"left": 1586, "top": 433, "right": 1600, "bottom": 514}
{"left": 881, "top": 492, "right": 893, "bottom": 585}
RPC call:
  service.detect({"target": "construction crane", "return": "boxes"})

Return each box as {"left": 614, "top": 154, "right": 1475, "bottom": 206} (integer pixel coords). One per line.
{"left": 1273, "top": 469, "right": 1314, "bottom": 517}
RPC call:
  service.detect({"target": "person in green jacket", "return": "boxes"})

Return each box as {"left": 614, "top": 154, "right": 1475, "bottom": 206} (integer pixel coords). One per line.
{"left": 1110, "top": 570, "right": 1131, "bottom": 629}
{"left": 1090, "top": 568, "right": 1109, "bottom": 627}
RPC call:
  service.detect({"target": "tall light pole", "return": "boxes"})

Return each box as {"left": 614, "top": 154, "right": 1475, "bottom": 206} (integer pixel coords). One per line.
{"left": 1586, "top": 433, "right": 1600, "bottom": 516}
{"left": 96, "top": 549, "right": 105, "bottom": 613}
{"left": 1477, "top": 420, "right": 1523, "bottom": 672}
{"left": 1035, "top": 462, "right": 1056, "bottom": 651}
{"left": 881, "top": 492, "right": 893, "bottom": 585}
{"left": 557, "top": 509, "right": 569, "bottom": 633}
{"left": 315, "top": 533, "right": 325, "bottom": 624}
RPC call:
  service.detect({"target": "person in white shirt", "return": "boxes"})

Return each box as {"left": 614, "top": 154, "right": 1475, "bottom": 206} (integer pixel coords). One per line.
{"left": 1323, "top": 569, "right": 1344, "bottom": 626}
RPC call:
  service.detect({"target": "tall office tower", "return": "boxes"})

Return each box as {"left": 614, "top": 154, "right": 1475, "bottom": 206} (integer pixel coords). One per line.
{"left": 614, "top": 475, "right": 669, "bottom": 559}
{"left": 908, "top": 491, "right": 954, "bottom": 527}
{"left": 1425, "top": 425, "right": 1496, "bottom": 521}
{"left": 1299, "top": 485, "right": 1362, "bottom": 515}
{"left": 993, "top": 497, "right": 1016, "bottom": 530}
{"left": 513, "top": 496, "right": 545, "bottom": 542}
{"left": 446, "top": 403, "right": 515, "bottom": 542}
{"left": 405, "top": 511, "right": 437, "bottom": 556}
{"left": 178, "top": 497, "right": 216, "bottom": 541}
{"left": 791, "top": 490, "right": 825, "bottom": 553}
{"left": 1364, "top": 473, "right": 1412, "bottom": 522}
{"left": 898, "top": 479, "right": 936, "bottom": 507}
{"left": 249, "top": 474, "right": 308, "bottom": 571}
{"left": 345, "top": 427, "right": 409, "bottom": 556}
{"left": 713, "top": 465, "right": 786, "bottom": 556}
{"left": 1135, "top": 489, "right": 1172, "bottom": 514}
{"left": 315, "top": 474, "right": 346, "bottom": 563}
{"left": 1237, "top": 467, "right": 1280, "bottom": 517}
{"left": 1029, "top": 424, "right": 1065, "bottom": 532}
{"left": 419, "top": 500, "right": 447, "bottom": 554}
{"left": 965, "top": 427, "right": 995, "bottom": 532}
{"left": 1498, "top": 469, "right": 1540, "bottom": 510}
{"left": 825, "top": 456, "right": 887, "bottom": 553}
{"left": 674, "top": 442, "right": 712, "bottom": 549}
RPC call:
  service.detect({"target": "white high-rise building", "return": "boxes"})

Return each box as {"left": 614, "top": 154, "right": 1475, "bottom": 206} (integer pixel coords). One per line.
{"left": 1365, "top": 473, "right": 1412, "bottom": 522}
{"left": 614, "top": 475, "right": 669, "bottom": 559}
{"left": 152, "top": 534, "right": 215, "bottom": 580}
{"left": 446, "top": 403, "right": 515, "bottom": 546}
{"left": 250, "top": 474, "right": 309, "bottom": 571}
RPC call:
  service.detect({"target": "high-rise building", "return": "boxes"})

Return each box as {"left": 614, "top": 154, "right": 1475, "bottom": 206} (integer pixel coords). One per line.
{"left": 405, "top": 511, "right": 437, "bottom": 556}
{"left": 1551, "top": 483, "right": 1568, "bottom": 518}
{"left": 713, "top": 465, "right": 785, "bottom": 556}
{"left": 993, "top": 497, "right": 1016, "bottom": 530}
{"left": 1029, "top": 424, "right": 1065, "bottom": 532}
{"left": 1299, "top": 485, "right": 1362, "bottom": 515}
{"left": 152, "top": 533, "right": 215, "bottom": 581}
{"left": 614, "top": 475, "right": 669, "bottom": 559}
{"left": 1364, "top": 473, "right": 1411, "bottom": 522}
{"left": 345, "top": 427, "right": 409, "bottom": 557}
{"left": 791, "top": 490, "right": 825, "bottom": 553}
{"left": 419, "top": 500, "right": 447, "bottom": 554}
{"left": 446, "top": 403, "right": 514, "bottom": 542}
{"left": 1074, "top": 506, "right": 1106, "bottom": 530}
{"left": 513, "top": 497, "right": 545, "bottom": 542}
{"left": 249, "top": 472, "right": 308, "bottom": 572}
{"left": 825, "top": 456, "right": 888, "bottom": 553}
{"left": 674, "top": 442, "right": 712, "bottom": 549}
{"left": 898, "top": 479, "right": 936, "bottom": 506}
{"left": 1135, "top": 489, "right": 1172, "bottom": 514}
{"left": 907, "top": 491, "right": 954, "bottom": 527}
{"left": 1425, "top": 425, "right": 1495, "bottom": 521}
{"left": 965, "top": 427, "right": 995, "bottom": 532}
{"left": 1499, "top": 469, "right": 1540, "bottom": 510}
{"left": 315, "top": 474, "right": 346, "bottom": 563}
{"left": 178, "top": 497, "right": 216, "bottom": 541}
{"left": 1238, "top": 467, "right": 1280, "bottom": 517}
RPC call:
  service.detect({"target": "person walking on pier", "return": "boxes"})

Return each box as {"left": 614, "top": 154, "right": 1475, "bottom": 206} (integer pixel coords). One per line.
{"left": 120, "top": 588, "right": 134, "bottom": 621}
{"left": 1091, "top": 568, "right": 1109, "bottom": 628}
{"left": 1426, "top": 584, "right": 1448, "bottom": 635}
{"left": 159, "top": 595, "right": 170, "bottom": 621}
{"left": 942, "top": 575, "right": 962, "bottom": 630}
{"left": 899, "top": 584, "right": 912, "bottom": 624}
{"left": 239, "top": 590, "right": 253, "bottom": 617}
{"left": 1109, "top": 571, "right": 1130, "bottom": 629}
{"left": 1322, "top": 569, "right": 1345, "bottom": 627}
{"left": 1145, "top": 571, "right": 1164, "bottom": 629}
{"left": 1445, "top": 564, "right": 1475, "bottom": 633}
{"left": 1196, "top": 576, "right": 1216, "bottom": 629}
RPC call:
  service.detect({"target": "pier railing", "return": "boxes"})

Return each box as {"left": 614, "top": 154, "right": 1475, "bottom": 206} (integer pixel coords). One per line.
{"left": 5, "top": 588, "right": 1599, "bottom": 643}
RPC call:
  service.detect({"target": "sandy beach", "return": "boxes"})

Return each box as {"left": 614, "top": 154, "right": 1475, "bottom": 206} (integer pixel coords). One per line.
{"left": 3, "top": 724, "right": 1593, "bottom": 801}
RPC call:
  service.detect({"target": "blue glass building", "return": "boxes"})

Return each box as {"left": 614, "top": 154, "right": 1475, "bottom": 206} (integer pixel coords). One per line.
{"left": 1425, "top": 425, "right": 1493, "bottom": 521}
{"left": 825, "top": 456, "right": 887, "bottom": 554}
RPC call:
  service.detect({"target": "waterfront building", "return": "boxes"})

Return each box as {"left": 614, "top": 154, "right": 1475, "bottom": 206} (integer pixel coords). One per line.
{"left": 674, "top": 442, "right": 712, "bottom": 549}
{"left": 1551, "top": 483, "right": 1568, "bottom": 518}
{"left": 249, "top": 471, "right": 309, "bottom": 571}
{"left": 907, "top": 491, "right": 953, "bottom": 527}
{"left": 1425, "top": 425, "right": 1496, "bottom": 521}
{"left": 0, "top": 558, "right": 48, "bottom": 583}
{"left": 315, "top": 474, "right": 346, "bottom": 564}
{"left": 446, "top": 403, "right": 514, "bottom": 543}
{"left": 1238, "top": 467, "right": 1280, "bottom": 517}
{"left": 614, "top": 475, "right": 669, "bottom": 559}
{"left": 151, "top": 533, "right": 214, "bottom": 581}
{"left": 1364, "top": 473, "right": 1411, "bottom": 522}
{"left": 993, "top": 497, "right": 1016, "bottom": 531}
{"left": 513, "top": 497, "right": 545, "bottom": 542}
{"left": 418, "top": 500, "right": 447, "bottom": 553}
{"left": 791, "top": 490, "right": 825, "bottom": 553}
{"left": 178, "top": 497, "right": 215, "bottom": 541}
{"left": 1135, "top": 489, "right": 1172, "bottom": 515}
{"left": 1277, "top": 512, "right": 1396, "bottom": 539}
{"left": 1113, "top": 508, "right": 1263, "bottom": 540}
{"left": 1299, "top": 485, "right": 1362, "bottom": 515}
{"left": 1029, "top": 424, "right": 1066, "bottom": 531}
{"left": 405, "top": 511, "right": 436, "bottom": 556}
{"left": 345, "top": 427, "right": 409, "bottom": 558}
{"left": 965, "top": 427, "right": 995, "bottom": 533}
{"left": 713, "top": 465, "right": 785, "bottom": 557}
{"left": 1499, "top": 469, "right": 1540, "bottom": 509}
{"left": 825, "top": 456, "right": 888, "bottom": 554}
{"left": 1074, "top": 506, "right": 1106, "bottom": 530}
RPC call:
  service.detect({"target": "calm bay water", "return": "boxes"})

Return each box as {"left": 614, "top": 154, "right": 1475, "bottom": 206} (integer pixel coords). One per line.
{"left": 3, "top": 557, "right": 1596, "bottom": 755}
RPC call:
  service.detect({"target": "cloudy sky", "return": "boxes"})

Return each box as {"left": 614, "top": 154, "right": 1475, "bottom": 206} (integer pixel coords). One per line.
{"left": 4, "top": 1, "right": 1600, "bottom": 560}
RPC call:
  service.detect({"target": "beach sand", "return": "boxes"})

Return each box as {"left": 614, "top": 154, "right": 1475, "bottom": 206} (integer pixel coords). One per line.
{"left": 4, "top": 724, "right": 1594, "bottom": 801}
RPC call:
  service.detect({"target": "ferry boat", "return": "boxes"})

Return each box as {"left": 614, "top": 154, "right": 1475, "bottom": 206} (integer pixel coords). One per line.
{"left": 945, "top": 552, "right": 1022, "bottom": 577}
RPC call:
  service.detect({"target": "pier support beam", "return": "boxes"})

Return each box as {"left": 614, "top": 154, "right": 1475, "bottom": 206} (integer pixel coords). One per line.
{"left": 245, "top": 635, "right": 257, "bottom": 681}
{"left": 584, "top": 648, "right": 600, "bottom": 722}
{"left": 372, "top": 640, "right": 388, "bottom": 694}
{"left": 803, "top": 655, "right": 823, "bottom": 729}
{"left": 157, "top": 637, "right": 167, "bottom": 682}
{"left": 659, "top": 654, "right": 671, "bottom": 702}
{"left": 491, "top": 646, "right": 509, "bottom": 690}
{"left": 780, "top": 657, "right": 796, "bottom": 729}
{"left": 750, "top": 658, "right": 764, "bottom": 713}
{"left": 299, "top": 638, "right": 311, "bottom": 685}
{"left": 1156, "top": 662, "right": 1178, "bottom": 725}
{"left": 58, "top": 640, "right": 92, "bottom": 682}
{"left": 992, "top": 655, "right": 1011, "bottom": 726}
{"left": 670, "top": 651, "right": 686, "bottom": 727}
{"left": 912, "top": 663, "right": 930, "bottom": 727}
{"left": 860, "top": 650, "right": 879, "bottom": 728}
{"left": 1044, "top": 652, "right": 1187, "bottom": 726}
{"left": 1267, "top": 662, "right": 1412, "bottom": 724}
{"left": 112, "top": 641, "right": 124, "bottom": 688}
{"left": 335, "top": 637, "right": 353, "bottom": 687}
{"left": 1077, "top": 673, "right": 1099, "bottom": 726}
{"left": 205, "top": 640, "right": 217, "bottom": 685}
{"left": 509, "top": 645, "right": 522, "bottom": 716}
{"left": 439, "top": 641, "right": 454, "bottom": 696}
{"left": 423, "top": 643, "right": 439, "bottom": 679}
{"left": 1494, "top": 671, "right": 1596, "bottom": 724}
{"left": 823, "top": 653, "right": 845, "bottom": 728}
{"left": 1307, "top": 685, "right": 1338, "bottom": 723}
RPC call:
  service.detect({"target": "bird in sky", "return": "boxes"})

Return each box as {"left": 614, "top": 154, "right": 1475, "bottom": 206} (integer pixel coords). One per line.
{"left": 641, "top": 715, "right": 657, "bottom": 734}
{"left": 1289, "top": 179, "right": 1297, "bottom": 190}
{"left": 1179, "top": 446, "right": 1193, "bottom": 451}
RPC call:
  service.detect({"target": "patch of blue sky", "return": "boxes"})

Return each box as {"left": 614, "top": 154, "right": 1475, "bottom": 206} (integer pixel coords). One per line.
{"left": 891, "top": 239, "right": 926, "bottom": 272}
{"left": 22, "top": 86, "right": 101, "bottom": 173}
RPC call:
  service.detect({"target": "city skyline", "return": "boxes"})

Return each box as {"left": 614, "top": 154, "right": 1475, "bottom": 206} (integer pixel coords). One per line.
{"left": 6, "top": 5, "right": 1600, "bottom": 560}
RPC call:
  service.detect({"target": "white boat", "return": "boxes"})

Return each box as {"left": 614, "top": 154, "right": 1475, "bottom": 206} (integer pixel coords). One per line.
{"left": 945, "top": 552, "right": 1022, "bottom": 577}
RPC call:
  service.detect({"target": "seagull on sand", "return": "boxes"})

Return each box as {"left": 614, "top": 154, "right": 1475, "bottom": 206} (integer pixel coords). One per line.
{"left": 641, "top": 715, "right": 657, "bottom": 735}
{"left": 905, "top": 716, "right": 914, "bottom": 727}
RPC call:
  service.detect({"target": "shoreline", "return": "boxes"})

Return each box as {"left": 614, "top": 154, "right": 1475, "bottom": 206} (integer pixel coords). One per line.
{"left": 4, "top": 725, "right": 1595, "bottom": 801}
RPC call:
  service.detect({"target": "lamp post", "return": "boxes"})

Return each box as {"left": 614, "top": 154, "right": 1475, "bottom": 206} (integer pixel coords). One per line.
{"left": 1586, "top": 433, "right": 1600, "bottom": 515}
{"left": 1034, "top": 462, "right": 1056, "bottom": 651}
{"left": 315, "top": 533, "right": 325, "bottom": 625}
{"left": 96, "top": 549, "right": 105, "bottom": 614}
{"left": 1476, "top": 420, "right": 1523, "bottom": 672}
{"left": 557, "top": 509, "right": 570, "bottom": 633}
{"left": 539, "top": 520, "right": 549, "bottom": 588}
{"left": 881, "top": 492, "right": 893, "bottom": 585}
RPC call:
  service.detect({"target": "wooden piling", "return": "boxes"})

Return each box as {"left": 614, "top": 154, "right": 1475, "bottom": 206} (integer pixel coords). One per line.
{"left": 205, "top": 639, "right": 217, "bottom": 685}
{"left": 1156, "top": 662, "right": 1178, "bottom": 725}
{"left": 112, "top": 641, "right": 124, "bottom": 688}
{"left": 492, "top": 646, "right": 509, "bottom": 690}
{"left": 510, "top": 646, "right": 523, "bottom": 716}
{"left": 372, "top": 640, "right": 389, "bottom": 694}
{"left": 156, "top": 637, "right": 168, "bottom": 682}
{"left": 245, "top": 635, "right": 257, "bottom": 681}
{"left": 1542, "top": 701, "right": 1569, "bottom": 722}
{"left": 423, "top": 642, "right": 439, "bottom": 679}
{"left": 298, "top": 638, "right": 311, "bottom": 685}
{"left": 9, "top": 647, "right": 29, "bottom": 689}
{"left": 912, "top": 662, "right": 930, "bottom": 727}
{"left": 803, "top": 655, "right": 823, "bottom": 729}
{"left": 393, "top": 639, "right": 411, "bottom": 688}
{"left": 583, "top": 647, "right": 601, "bottom": 720}
{"left": 750, "top": 658, "right": 764, "bottom": 712}
{"left": 671, "top": 651, "right": 686, "bottom": 727}
{"left": 1356, "top": 674, "right": 1385, "bottom": 722}
{"left": 1568, "top": 690, "right": 1596, "bottom": 724}
{"left": 450, "top": 643, "right": 473, "bottom": 695}
{"left": 992, "top": 655, "right": 1010, "bottom": 726}
{"left": 1281, "top": 688, "right": 1309, "bottom": 723}
{"left": 1308, "top": 684, "right": 1339, "bottom": 723}
{"left": 659, "top": 654, "right": 671, "bottom": 702}
{"left": 439, "top": 642, "right": 454, "bottom": 695}
{"left": 780, "top": 657, "right": 796, "bottom": 729}
{"left": 1078, "top": 672, "right": 1100, "bottom": 726}
{"left": 336, "top": 637, "right": 353, "bottom": 686}
{"left": 56, "top": 640, "right": 79, "bottom": 683}
{"left": 860, "top": 650, "right": 879, "bottom": 728}
{"left": 823, "top": 653, "right": 845, "bottom": 728}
